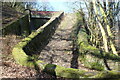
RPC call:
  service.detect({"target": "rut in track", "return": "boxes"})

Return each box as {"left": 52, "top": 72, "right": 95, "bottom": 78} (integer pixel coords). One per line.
{"left": 38, "top": 13, "right": 97, "bottom": 72}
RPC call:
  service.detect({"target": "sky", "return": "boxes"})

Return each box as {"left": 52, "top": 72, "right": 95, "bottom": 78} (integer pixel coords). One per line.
{"left": 37, "top": 0, "right": 85, "bottom": 13}
{"left": 49, "top": 1, "right": 71, "bottom": 12}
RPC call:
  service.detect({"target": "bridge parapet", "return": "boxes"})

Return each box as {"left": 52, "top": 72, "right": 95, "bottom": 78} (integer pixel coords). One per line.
{"left": 12, "top": 11, "right": 64, "bottom": 67}
{"left": 1, "top": 14, "right": 30, "bottom": 36}
{"left": 12, "top": 11, "right": 120, "bottom": 78}
{"left": 31, "top": 11, "right": 59, "bottom": 19}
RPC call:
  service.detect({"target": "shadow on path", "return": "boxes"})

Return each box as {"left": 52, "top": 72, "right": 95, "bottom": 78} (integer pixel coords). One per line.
{"left": 70, "top": 44, "right": 79, "bottom": 69}
{"left": 70, "top": 25, "right": 80, "bottom": 69}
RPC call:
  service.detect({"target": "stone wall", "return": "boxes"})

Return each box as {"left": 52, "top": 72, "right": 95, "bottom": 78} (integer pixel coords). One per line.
{"left": 76, "top": 27, "right": 120, "bottom": 71}
{"left": 24, "top": 13, "right": 63, "bottom": 55}
{"left": 12, "top": 11, "right": 64, "bottom": 67}
{"left": 12, "top": 12, "right": 120, "bottom": 78}
{"left": 1, "top": 14, "right": 30, "bottom": 36}
{"left": 30, "top": 18, "right": 48, "bottom": 30}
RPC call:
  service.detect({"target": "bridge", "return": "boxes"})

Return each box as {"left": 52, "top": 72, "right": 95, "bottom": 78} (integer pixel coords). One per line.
{"left": 12, "top": 12, "right": 99, "bottom": 78}
{"left": 2, "top": 11, "right": 120, "bottom": 78}
{"left": 30, "top": 11, "right": 58, "bottom": 19}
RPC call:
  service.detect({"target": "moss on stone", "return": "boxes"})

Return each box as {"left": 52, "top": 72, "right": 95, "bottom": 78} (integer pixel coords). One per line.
{"left": 12, "top": 12, "right": 98, "bottom": 78}
{"left": 42, "top": 64, "right": 92, "bottom": 78}
{"left": 12, "top": 12, "right": 64, "bottom": 67}
{"left": 76, "top": 28, "right": 120, "bottom": 71}
{"left": 39, "top": 63, "right": 120, "bottom": 78}
{"left": 92, "top": 70, "right": 120, "bottom": 79}
{"left": 77, "top": 29, "right": 120, "bottom": 61}
{"left": 12, "top": 12, "right": 120, "bottom": 78}
{"left": 12, "top": 47, "right": 33, "bottom": 67}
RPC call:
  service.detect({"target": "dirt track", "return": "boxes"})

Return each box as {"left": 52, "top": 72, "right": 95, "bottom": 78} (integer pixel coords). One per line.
{"left": 38, "top": 13, "right": 97, "bottom": 73}
{"left": 39, "top": 13, "right": 76, "bottom": 67}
